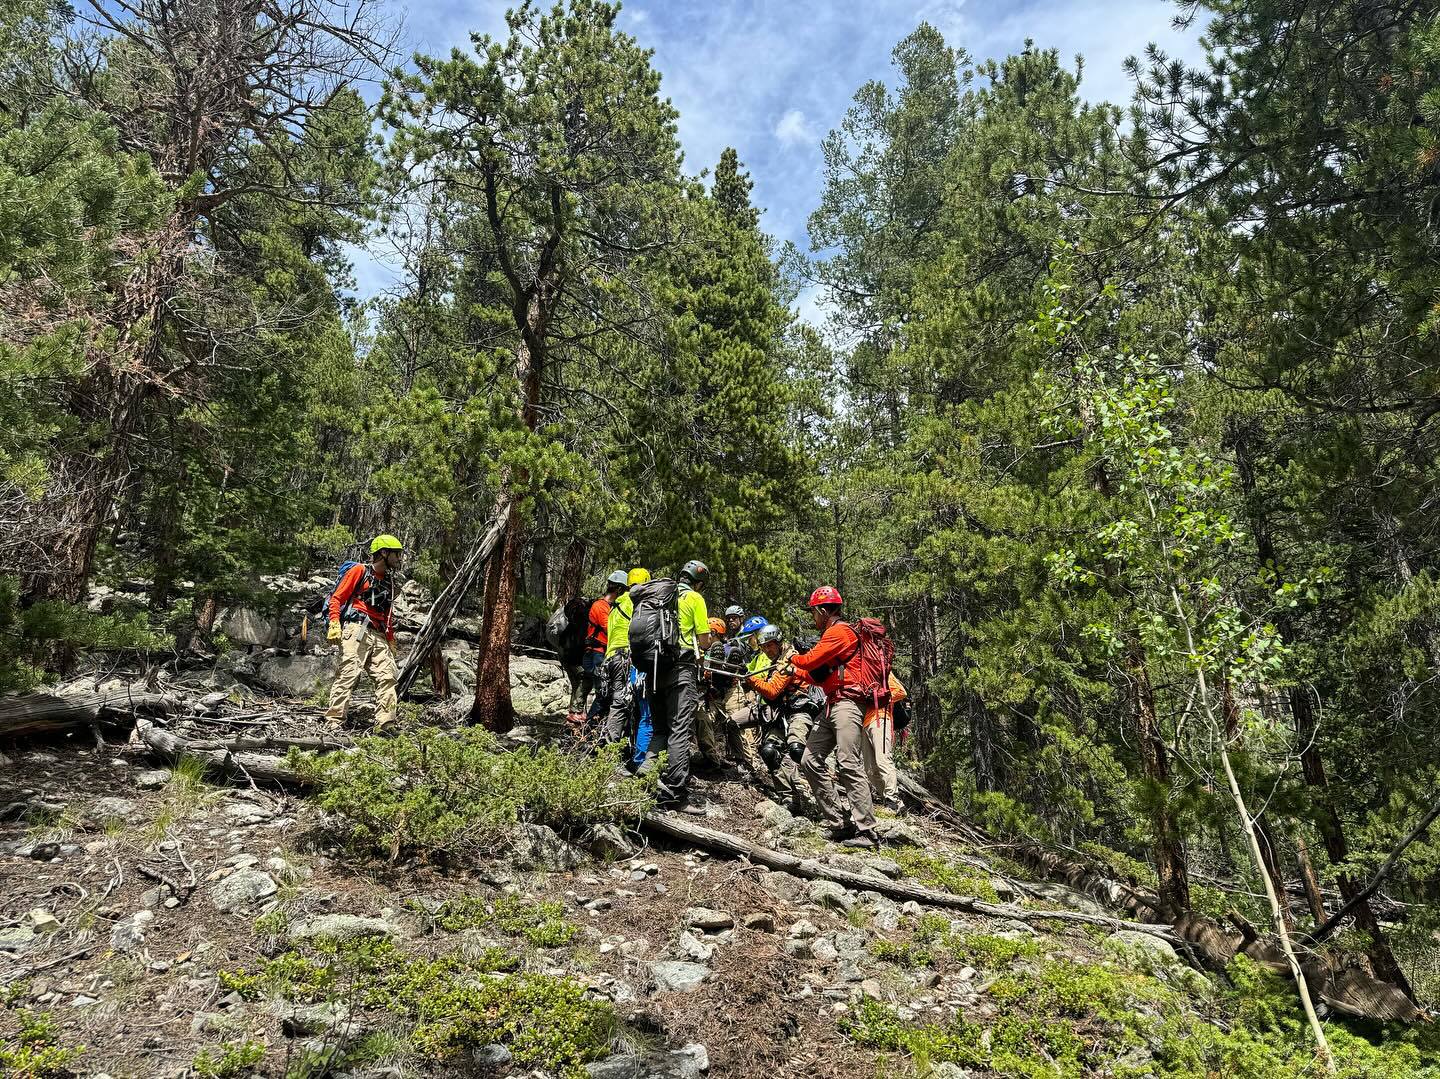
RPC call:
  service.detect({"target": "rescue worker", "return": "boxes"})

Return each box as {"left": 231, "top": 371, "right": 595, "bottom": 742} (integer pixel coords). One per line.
{"left": 571, "top": 571, "right": 626, "bottom": 725}
{"left": 862, "top": 672, "right": 908, "bottom": 813}
{"left": 790, "top": 586, "right": 878, "bottom": 848}
{"left": 639, "top": 559, "right": 712, "bottom": 812}
{"left": 696, "top": 616, "right": 732, "bottom": 772}
{"left": 723, "top": 615, "right": 772, "bottom": 785}
{"left": 744, "top": 623, "right": 822, "bottom": 810}
{"left": 324, "top": 535, "right": 402, "bottom": 732}
{"left": 602, "top": 568, "right": 647, "bottom": 749}
{"left": 723, "top": 604, "right": 745, "bottom": 638}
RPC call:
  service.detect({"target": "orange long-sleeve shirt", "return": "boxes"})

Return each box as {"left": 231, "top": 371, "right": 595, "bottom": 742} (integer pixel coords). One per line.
{"left": 586, "top": 597, "right": 611, "bottom": 653}
{"left": 327, "top": 564, "right": 395, "bottom": 641}
{"left": 747, "top": 647, "right": 803, "bottom": 703}
{"left": 790, "top": 620, "right": 860, "bottom": 702}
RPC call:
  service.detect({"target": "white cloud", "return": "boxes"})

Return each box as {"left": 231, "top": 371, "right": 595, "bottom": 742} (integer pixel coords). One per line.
{"left": 773, "top": 108, "right": 817, "bottom": 146}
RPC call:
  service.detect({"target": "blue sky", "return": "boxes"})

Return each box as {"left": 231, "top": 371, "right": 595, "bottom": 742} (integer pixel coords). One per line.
{"left": 353, "top": 0, "right": 1206, "bottom": 322}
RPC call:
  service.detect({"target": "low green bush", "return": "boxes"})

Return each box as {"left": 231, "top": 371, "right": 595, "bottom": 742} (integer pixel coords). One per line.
{"left": 0, "top": 1011, "right": 85, "bottom": 1078}
{"left": 291, "top": 726, "right": 654, "bottom": 862}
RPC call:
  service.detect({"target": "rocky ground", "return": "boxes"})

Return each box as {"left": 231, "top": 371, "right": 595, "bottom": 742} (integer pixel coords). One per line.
{"left": 2, "top": 609, "right": 1421, "bottom": 1079}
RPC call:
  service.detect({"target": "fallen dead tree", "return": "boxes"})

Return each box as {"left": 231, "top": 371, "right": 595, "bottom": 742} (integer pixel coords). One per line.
{"left": 0, "top": 690, "right": 177, "bottom": 740}
{"left": 1173, "top": 911, "right": 1422, "bottom": 1023}
{"left": 135, "top": 719, "right": 317, "bottom": 790}
{"left": 641, "top": 810, "right": 1182, "bottom": 942}
{"left": 896, "top": 772, "right": 1159, "bottom": 920}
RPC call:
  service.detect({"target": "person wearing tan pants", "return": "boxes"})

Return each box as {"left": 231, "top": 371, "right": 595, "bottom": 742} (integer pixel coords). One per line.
{"left": 327, "top": 622, "right": 398, "bottom": 730}
{"left": 323, "top": 535, "right": 402, "bottom": 732}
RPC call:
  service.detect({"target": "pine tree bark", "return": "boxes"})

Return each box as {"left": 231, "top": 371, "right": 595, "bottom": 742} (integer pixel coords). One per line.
{"left": 470, "top": 263, "right": 552, "bottom": 732}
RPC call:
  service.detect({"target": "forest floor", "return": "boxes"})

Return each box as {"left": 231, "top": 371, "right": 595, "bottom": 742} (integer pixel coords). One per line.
{"left": 0, "top": 662, "right": 1430, "bottom": 1079}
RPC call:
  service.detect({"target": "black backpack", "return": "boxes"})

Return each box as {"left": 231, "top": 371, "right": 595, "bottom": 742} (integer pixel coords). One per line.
{"left": 628, "top": 578, "right": 681, "bottom": 670}
{"left": 545, "top": 597, "right": 589, "bottom": 661}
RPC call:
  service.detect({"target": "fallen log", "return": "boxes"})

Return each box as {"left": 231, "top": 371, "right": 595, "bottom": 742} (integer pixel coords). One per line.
{"left": 135, "top": 720, "right": 315, "bottom": 790}
{"left": 896, "top": 771, "right": 1158, "bottom": 919}
{"left": 640, "top": 811, "right": 1181, "bottom": 942}
{"left": 0, "top": 691, "right": 177, "bottom": 739}
{"left": 396, "top": 501, "right": 510, "bottom": 697}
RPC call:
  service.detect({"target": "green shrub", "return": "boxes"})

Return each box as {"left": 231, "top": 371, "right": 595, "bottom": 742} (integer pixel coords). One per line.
{"left": 0, "top": 1011, "right": 84, "bottom": 1078}
{"left": 894, "top": 849, "right": 1001, "bottom": 903}
{"left": 192, "top": 1039, "right": 265, "bottom": 1078}
{"left": 292, "top": 726, "right": 655, "bottom": 862}
{"left": 411, "top": 894, "right": 578, "bottom": 948}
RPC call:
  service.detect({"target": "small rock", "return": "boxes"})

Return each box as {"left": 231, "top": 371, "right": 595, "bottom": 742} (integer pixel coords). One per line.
{"left": 807, "top": 880, "right": 855, "bottom": 913}
{"left": 586, "top": 1046, "right": 708, "bottom": 1078}
{"left": 0, "top": 926, "right": 37, "bottom": 952}
{"left": 586, "top": 897, "right": 614, "bottom": 912}
{"left": 271, "top": 999, "right": 351, "bottom": 1037}
{"left": 508, "top": 823, "right": 582, "bottom": 872}
{"left": 134, "top": 769, "right": 172, "bottom": 791}
{"left": 859, "top": 979, "right": 884, "bottom": 999}
{"left": 788, "top": 918, "right": 820, "bottom": 939}
{"left": 587, "top": 823, "right": 638, "bottom": 861}
{"left": 740, "top": 912, "right": 775, "bottom": 932}
{"left": 29, "top": 843, "right": 60, "bottom": 861}
{"left": 473, "top": 1043, "right": 513, "bottom": 1067}
{"left": 1106, "top": 929, "right": 1180, "bottom": 966}
{"left": 675, "top": 931, "right": 715, "bottom": 963}
{"left": 288, "top": 914, "right": 395, "bottom": 943}
{"left": 811, "top": 937, "right": 839, "bottom": 963}
{"left": 648, "top": 960, "right": 709, "bottom": 994}
{"left": 990, "top": 877, "right": 1020, "bottom": 902}
{"left": 209, "top": 869, "right": 277, "bottom": 913}
{"left": 28, "top": 909, "right": 61, "bottom": 935}
{"left": 227, "top": 854, "right": 259, "bottom": 869}
{"left": 110, "top": 910, "right": 154, "bottom": 953}
{"left": 91, "top": 796, "right": 139, "bottom": 821}
{"left": 682, "top": 907, "right": 733, "bottom": 932}
{"left": 873, "top": 819, "right": 923, "bottom": 846}
{"left": 928, "top": 1065, "right": 975, "bottom": 1079}
{"left": 72, "top": 994, "right": 99, "bottom": 1007}
{"left": 783, "top": 939, "right": 812, "bottom": 959}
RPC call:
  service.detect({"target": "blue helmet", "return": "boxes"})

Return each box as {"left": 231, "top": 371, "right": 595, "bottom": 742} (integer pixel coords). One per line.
{"left": 740, "top": 615, "right": 769, "bottom": 636}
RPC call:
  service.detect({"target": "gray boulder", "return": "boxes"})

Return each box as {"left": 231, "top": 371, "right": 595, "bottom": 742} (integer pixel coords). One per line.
{"left": 508, "top": 823, "right": 581, "bottom": 872}
{"left": 807, "top": 880, "right": 855, "bottom": 913}
{"left": 587, "top": 823, "right": 638, "bottom": 861}
{"left": 1027, "top": 881, "right": 1111, "bottom": 918}
{"left": 648, "top": 961, "right": 709, "bottom": 994}
{"left": 270, "top": 999, "right": 351, "bottom": 1037}
{"left": 1105, "top": 929, "right": 1180, "bottom": 967}
{"left": 134, "top": 769, "right": 172, "bottom": 791}
{"left": 255, "top": 654, "right": 332, "bottom": 697}
{"left": 217, "top": 607, "right": 279, "bottom": 648}
{"left": 288, "top": 914, "right": 396, "bottom": 943}
{"left": 91, "top": 796, "right": 140, "bottom": 822}
{"left": 682, "top": 907, "right": 733, "bottom": 932}
{"left": 209, "top": 869, "right": 278, "bottom": 913}
{"left": 586, "top": 1045, "right": 708, "bottom": 1079}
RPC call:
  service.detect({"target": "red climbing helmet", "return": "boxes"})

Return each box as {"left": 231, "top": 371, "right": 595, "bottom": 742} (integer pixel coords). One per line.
{"left": 807, "top": 585, "right": 843, "bottom": 608}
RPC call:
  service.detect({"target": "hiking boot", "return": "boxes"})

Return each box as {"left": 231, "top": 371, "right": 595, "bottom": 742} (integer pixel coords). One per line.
{"left": 825, "top": 824, "right": 857, "bottom": 843}
{"left": 840, "top": 831, "right": 877, "bottom": 850}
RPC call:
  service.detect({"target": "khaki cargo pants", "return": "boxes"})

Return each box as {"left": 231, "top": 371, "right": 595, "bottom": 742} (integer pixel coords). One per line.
{"left": 862, "top": 708, "right": 899, "bottom": 805}
{"left": 800, "top": 698, "right": 876, "bottom": 835}
{"left": 325, "top": 622, "right": 398, "bottom": 728}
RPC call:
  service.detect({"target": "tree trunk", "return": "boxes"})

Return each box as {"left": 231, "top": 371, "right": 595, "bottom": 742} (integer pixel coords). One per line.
{"left": 470, "top": 285, "right": 550, "bottom": 732}
{"left": 1128, "top": 634, "right": 1191, "bottom": 918}
{"left": 1293, "top": 830, "right": 1328, "bottom": 925}
{"left": 471, "top": 507, "right": 523, "bottom": 732}
{"left": 557, "top": 537, "right": 588, "bottom": 602}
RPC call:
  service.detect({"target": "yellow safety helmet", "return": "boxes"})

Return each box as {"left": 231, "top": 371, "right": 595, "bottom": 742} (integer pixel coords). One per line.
{"left": 627, "top": 567, "right": 651, "bottom": 586}
{"left": 370, "top": 534, "right": 403, "bottom": 555}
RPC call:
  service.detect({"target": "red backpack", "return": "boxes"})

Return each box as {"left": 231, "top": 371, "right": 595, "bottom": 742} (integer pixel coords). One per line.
{"left": 838, "top": 617, "right": 895, "bottom": 712}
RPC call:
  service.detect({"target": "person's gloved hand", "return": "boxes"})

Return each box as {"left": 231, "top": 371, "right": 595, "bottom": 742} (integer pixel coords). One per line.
{"left": 327, "top": 620, "right": 342, "bottom": 643}
{"left": 788, "top": 741, "right": 805, "bottom": 764}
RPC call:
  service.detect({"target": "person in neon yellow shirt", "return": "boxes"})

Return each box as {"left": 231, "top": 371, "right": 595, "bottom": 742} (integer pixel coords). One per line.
{"left": 601, "top": 568, "right": 647, "bottom": 745}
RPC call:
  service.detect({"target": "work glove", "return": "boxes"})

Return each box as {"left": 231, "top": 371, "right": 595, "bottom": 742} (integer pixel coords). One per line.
{"left": 326, "top": 620, "right": 341, "bottom": 643}
{"left": 787, "top": 741, "right": 805, "bottom": 764}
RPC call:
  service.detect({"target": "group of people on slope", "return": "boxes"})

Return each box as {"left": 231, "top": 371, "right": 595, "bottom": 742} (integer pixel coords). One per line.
{"left": 556, "top": 561, "right": 910, "bottom": 850}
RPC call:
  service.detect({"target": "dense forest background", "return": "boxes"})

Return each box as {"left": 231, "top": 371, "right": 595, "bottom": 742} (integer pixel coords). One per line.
{"left": 4, "top": 0, "right": 1440, "bottom": 1007}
